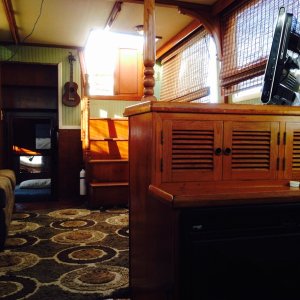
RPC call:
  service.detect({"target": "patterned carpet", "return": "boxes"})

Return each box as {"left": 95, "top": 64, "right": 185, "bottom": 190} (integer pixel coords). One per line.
{"left": 0, "top": 207, "right": 130, "bottom": 299}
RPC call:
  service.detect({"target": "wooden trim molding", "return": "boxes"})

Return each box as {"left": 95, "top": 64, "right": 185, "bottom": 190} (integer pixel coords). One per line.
{"left": 1, "top": 41, "right": 81, "bottom": 50}
{"left": 88, "top": 95, "right": 142, "bottom": 101}
{"left": 212, "top": 0, "right": 237, "bottom": 16}
{"left": 142, "top": 0, "right": 157, "bottom": 101}
{"left": 105, "top": 1, "right": 123, "bottom": 30}
{"left": 78, "top": 49, "right": 87, "bottom": 91}
{"left": 2, "top": 0, "right": 19, "bottom": 44}
{"left": 155, "top": 0, "right": 239, "bottom": 60}
{"left": 179, "top": 6, "right": 222, "bottom": 60}
{"left": 156, "top": 19, "right": 202, "bottom": 59}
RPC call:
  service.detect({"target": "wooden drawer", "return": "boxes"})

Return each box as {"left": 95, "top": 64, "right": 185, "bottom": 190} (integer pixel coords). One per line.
{"left": 86, "top": 159, "right": 128, "bottom": 182}
{"left": 88, "top": 182, "right": 129, "bottom": 208}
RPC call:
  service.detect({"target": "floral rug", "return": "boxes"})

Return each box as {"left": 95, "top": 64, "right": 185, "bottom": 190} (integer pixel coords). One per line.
{"left": 0, "top": 207, "right": 130, "bottom": 299}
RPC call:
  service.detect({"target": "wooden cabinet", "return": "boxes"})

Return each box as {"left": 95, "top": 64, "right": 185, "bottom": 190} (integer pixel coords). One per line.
{"left": 162, "top": 119, "right": 223, "bottom": 182}
{"left": 179, "top": 204, "right": 300, "bottom": 300}
{"left": 222, "top": 120, "right": 279, "bottom": 180}
{"left": 161, "top": 118, "right": 280, "bottom": 182}
{"left": 145, "top": 112, "right": 300, "bottom": 185}
{"left": 115, "top": 48, "right": 143, "bottom": 97}
{"left": 87, "top": 48, "right": 143, "bottom": 100}
{"left": 284, "top": 122, "right": 300, "bottom": 179}
{"left": 124, "top": 101, "right": 300, "bottom": 300}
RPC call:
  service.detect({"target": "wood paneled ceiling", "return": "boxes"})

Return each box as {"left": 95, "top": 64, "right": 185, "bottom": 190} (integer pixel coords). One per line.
{"left": 0, "top": 0, "right": 231, "bottom": 50}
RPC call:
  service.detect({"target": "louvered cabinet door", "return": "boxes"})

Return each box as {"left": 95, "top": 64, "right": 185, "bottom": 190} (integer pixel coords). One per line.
{"left": 161, "top": 120, "right": 223, "bottom": 182}
{"left": 284, "top": 122, "right": 300, "bottom": 179}
{"left": 223, "top": 121, "right": 279, "bottom": 180}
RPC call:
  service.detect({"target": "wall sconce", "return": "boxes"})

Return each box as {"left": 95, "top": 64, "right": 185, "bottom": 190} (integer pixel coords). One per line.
{"left": 134, "top": 25, "right": 162, "bottom": 41}
{"left": 134, "top": 25, "right": 144, "bottom": 35}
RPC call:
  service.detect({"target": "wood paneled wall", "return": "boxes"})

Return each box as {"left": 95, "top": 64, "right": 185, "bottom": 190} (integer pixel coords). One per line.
{"left": 58, "top": 129, "right": 83, "bottom": 200}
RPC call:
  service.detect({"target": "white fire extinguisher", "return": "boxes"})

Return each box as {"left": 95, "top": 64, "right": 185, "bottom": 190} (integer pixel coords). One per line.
{"left": 80, "top": 169, "right": 86, "bottom": 196}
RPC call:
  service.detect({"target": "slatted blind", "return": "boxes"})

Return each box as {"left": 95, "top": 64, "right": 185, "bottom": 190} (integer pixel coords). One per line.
{"left": 221, "top": 0, "right": 300, "bottom": 96}
{"left": 231, "top": 130, "right": 271, "bottom": 170}
{"left": 292, "top": 130, "right": 300, "bottom": 171}
{"left": 160, "top": 28, "right": 211, "bottom": 103}
{"left": 172, "top": 128, "right": 214, "bottom": 170}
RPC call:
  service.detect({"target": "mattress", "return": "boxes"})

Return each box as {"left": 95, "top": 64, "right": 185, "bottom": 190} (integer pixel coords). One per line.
{"left": 14, "top": 185, "right": 51, "bottom": 202}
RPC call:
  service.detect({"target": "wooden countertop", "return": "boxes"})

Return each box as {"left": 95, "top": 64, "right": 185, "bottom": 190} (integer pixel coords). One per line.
{"left": 124, "top": 101, "right": 300, "bottom": 117}
{"left": 149, "top": 182, "right": 300, "bottom": 208}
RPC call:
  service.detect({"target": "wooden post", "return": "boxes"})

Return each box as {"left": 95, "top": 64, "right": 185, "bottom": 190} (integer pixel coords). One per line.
{"left": 143, "top": 0, "right": 157, "bottom": 101}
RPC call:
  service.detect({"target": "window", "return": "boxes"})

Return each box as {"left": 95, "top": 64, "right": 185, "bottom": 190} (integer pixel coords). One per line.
{"left": 84, "top": 30, "right": 144, "bottom": 99}
{"left": 160, "top": 27, "right": 218, "bottom": 103}
{"left": 221, "top": 0, "right": 300, "bottom": 100}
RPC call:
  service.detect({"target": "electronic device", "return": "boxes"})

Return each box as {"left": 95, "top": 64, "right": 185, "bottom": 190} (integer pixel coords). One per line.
{"left": 261, "top": 7, "right": 300, "bottom": 105}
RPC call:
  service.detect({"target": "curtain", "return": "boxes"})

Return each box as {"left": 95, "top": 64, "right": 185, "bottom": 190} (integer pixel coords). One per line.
{"left": 220, "top": 0, "right": 300, "bottom": 96}
{"left": 160, "top": 28, "right": 211, "bottom": 103}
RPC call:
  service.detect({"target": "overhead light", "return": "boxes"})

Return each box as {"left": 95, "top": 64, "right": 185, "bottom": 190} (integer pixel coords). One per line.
{"left": 134, "top": 25, "right": 162, "bottom": 41}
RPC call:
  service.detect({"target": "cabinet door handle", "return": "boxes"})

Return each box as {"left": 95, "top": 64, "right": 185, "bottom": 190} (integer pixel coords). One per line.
{"left": 192, "top": 224, "right": 203, "bottom": 231}
{"left": 223, "top": 148, "right": 232, "bottom": 155}
{"left": 214, "top": 148, "right": 222, "bottom": 155}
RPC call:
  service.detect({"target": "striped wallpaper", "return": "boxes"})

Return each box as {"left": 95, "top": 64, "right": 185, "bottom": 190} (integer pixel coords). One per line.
{"left": 89, "top": 100, "right": 140, "bottom": 118}
{"left": 0, "top": 45, "right": 162, "bottom": 127}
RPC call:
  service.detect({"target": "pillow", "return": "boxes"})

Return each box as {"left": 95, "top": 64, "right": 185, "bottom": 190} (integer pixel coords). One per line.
{"left": 19, "top": 179, "right": 51, "bottom": 189}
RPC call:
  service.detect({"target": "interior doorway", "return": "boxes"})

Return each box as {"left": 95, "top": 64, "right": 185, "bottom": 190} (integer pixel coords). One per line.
{"left": 4, "top": 111, "right": 58, "bottom": 201}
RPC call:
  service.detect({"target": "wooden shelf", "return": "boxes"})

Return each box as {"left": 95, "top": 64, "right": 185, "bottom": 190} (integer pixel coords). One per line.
{"left": 1, "top": 63, "right": 58, "bottom": 110}
{"left": 1, "top": 62, "right": 58, "bottom": 87}
{"left": 2, "top": 84, "right": 57, "bottom": 88}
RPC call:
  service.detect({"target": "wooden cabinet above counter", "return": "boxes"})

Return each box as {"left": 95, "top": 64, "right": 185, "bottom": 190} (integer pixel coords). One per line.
{"left": 124, "top": 101, "right": 300, "bottom": 188}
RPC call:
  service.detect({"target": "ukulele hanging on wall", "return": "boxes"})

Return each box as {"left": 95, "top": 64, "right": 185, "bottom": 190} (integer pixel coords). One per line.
{"left": 62, "top": 52, "right": 80, "bottom": 107}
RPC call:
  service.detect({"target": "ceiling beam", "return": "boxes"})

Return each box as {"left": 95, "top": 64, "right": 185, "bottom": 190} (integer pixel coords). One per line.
{"left": 105, "top": 1, "right": 123, "bottom": 30}
{"left": 123, "top": 0, "right": 210, "bottom": 10}
{"left": 2, "top": 0, "right": 20, "bottom": 44}
{"left": 123, "top": 0, "right": 237, "bottom": 15}
{"left": 156, "top": 19, "right": 201, "bottom": 59}
{"left": 212, "top": 0, "right": 237, "bottom": 15}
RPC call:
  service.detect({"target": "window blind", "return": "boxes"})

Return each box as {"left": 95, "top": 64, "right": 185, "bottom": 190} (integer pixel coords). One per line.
{"left": 160, "top": 28, "right": 211, "bottom": 103}
{"left": 221, "top": 0, "right": 300, "bottom": 96}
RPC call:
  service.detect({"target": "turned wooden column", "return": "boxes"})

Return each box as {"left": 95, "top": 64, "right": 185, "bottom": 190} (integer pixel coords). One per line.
{"left": 143, "top": 0, "right": 157, "bottom": 101}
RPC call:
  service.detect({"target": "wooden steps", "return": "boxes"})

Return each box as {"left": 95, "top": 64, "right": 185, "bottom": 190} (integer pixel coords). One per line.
{"left": 89, "top": 182, "right": 129, "bottom": 208}
{"left": 84, "top": 118, "right": 129, "bottom": 208}
{"left": 86, "top": 159, "right": 128, "bottom": 183}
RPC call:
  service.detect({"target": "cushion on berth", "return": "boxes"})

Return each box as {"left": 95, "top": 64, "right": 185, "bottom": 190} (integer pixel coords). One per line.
{"left": 19, "top": 179, "right": 51, "bottom": 189}
{"left": 0, "top": 176, "right": 15, "bottom": 228}
{"left": 0, "top": 169, "right": 16, "bottom": 189}
{"left": 0, "top": 178, "right": 11, "bottom": 208}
